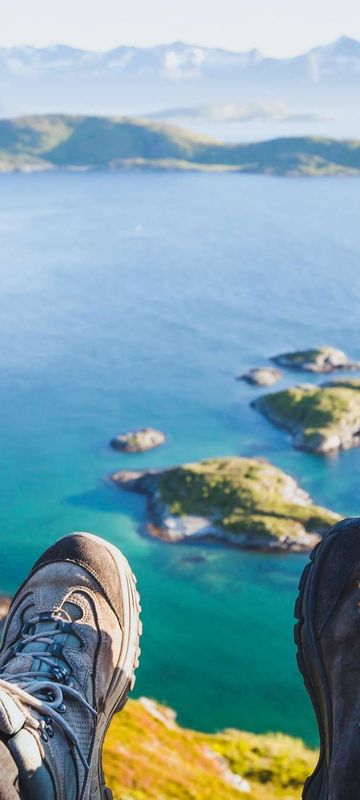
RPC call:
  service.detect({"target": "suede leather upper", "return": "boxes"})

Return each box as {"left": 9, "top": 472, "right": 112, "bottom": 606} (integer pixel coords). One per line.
{"left": 303, "top": 518, "right": 360, "bottom": 800}
{"left": 29, "top": 534, "right": 124, "bottom": 629}
{"left": 314, "top": 520, "right": 360, "bottom": 636}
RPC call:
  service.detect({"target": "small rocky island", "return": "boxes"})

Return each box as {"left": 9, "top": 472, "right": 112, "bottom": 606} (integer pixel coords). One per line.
{"left": 239, "top": 367, "right": 282, "bottom": 386}
{"left": 252, "top": 379, "right": 360, "bottom": 453}
{"left": 272, "top": 346, "right": 360, "bottom": 373}
{"left": 111, "top": 427, "right": 165, "bottom": 453}
{"left": 112, "top": 456, "right": 339, "bottom": 551}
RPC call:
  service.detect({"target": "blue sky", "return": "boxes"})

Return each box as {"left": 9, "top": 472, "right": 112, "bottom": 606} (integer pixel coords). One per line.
{"left": 1, "top": 0, "right": 359, "bottom": 56}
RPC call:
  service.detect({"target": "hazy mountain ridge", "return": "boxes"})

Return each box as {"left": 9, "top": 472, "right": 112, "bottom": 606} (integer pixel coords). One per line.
{"left": 1, "top": 36, "right": 359, "bottom": 78}
{"left": 0, "top": 37, "right": 359, "bottom": 122}
{"left": 0, "top": 40, "right": 263, "bottom": 75}
{"left": 1, "top": 113, "right": 360, "bottom": 176}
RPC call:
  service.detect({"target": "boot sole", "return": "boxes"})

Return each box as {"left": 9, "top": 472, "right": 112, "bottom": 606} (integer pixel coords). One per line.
{"left": 61, "top": 532, "right": 142, "bottom": 800}
{"left": 294, "top": 517, "right": 359, "bottom": 800}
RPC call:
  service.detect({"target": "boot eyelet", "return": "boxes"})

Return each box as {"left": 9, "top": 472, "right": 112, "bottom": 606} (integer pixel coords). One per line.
{"left": 39, "top": 722, "right": 49, "bottom": 743}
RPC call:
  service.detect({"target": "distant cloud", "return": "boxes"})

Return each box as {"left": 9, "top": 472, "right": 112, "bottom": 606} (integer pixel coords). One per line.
{"left": 150, "top": 102, "right": 332, "bottom": 124}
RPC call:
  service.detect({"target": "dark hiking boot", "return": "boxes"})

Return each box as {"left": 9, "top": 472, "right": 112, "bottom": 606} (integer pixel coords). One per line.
{"left": 0, "top": 532, "right": 141, "bottom": 800}
{"left": 295, "top": 517, "right": 360, "bottom": 799}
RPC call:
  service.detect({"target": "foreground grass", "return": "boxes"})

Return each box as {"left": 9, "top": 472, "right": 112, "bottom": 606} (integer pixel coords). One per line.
{"left": 103, "top": 699, "right": 317, "bottom": 800}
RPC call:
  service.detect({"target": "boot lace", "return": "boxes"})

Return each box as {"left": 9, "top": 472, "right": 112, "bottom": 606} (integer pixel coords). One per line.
{"left": 0, "top": 609, "right": 96, "bottom": 770}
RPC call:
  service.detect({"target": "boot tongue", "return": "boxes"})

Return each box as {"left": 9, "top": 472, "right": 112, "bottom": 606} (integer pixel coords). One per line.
{"left": 25, "top": 619, "right": 69, "bottom": 678}
{"left": 21, "top": 603, "right": 81, "bottom": 678}
{"left": 0, "top": 686, "right": 26, "bottom": 735}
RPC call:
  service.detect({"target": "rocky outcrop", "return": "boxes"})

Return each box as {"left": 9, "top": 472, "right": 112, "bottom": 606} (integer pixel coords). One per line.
{"left": 238, "top": 367, "right": 282, "bottom": 386}
{"left": 252, "top": 381, "right": 360, "bottom": 453}
{"left": 272, "top": 347, "right": 360, "bottom": 373}
{"left": 112, "top": 456, "right": 339, "bottom": 551}
{"left": 110, "top": 427, "right": 165, "bottom": 453}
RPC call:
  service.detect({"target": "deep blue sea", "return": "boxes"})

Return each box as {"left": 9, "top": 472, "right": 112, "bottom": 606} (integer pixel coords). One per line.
{"left": 1, "top": 171, "right": 360, "bottom": 747}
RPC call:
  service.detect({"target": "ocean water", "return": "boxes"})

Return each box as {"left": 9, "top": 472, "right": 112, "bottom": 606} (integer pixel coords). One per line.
{"left": 1, "top": 170, "right": 360, "bottom": 747}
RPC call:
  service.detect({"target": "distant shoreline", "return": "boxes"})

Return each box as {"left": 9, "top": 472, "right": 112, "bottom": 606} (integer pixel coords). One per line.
{"left": 0, "top": 159, "right": 359, "bottom": 178}
{"left": 1, "top": 114, "right": 360, "bottom": 177}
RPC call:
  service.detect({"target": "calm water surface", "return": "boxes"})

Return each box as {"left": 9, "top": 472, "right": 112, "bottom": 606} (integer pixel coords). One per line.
{"left": 1, "top": 171, "right": 360, "bottom": 746}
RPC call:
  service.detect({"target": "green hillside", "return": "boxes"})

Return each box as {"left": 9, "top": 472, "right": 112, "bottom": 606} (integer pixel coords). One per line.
{"left": 1, "top": 114, "right": 360, "bottom": 175}
{"left": 103, "top": 698, "right": 317, "bottom": 800}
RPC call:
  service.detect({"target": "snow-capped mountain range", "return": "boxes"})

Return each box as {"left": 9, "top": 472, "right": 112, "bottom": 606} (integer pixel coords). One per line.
{"left": 0, "top": 37, "right": 359, "bottom": 138}
{"left": 1, "top": 36, "right": 359, "bottom": 80}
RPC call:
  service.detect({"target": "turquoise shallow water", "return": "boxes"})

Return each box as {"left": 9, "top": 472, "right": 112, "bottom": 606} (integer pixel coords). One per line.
{"left": 1, "top": 171, "right": 360, "bottom": 746}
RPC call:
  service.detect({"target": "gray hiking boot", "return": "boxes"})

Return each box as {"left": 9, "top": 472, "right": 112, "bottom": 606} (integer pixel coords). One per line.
{"left": 0, "top": 532, "right": 142, "bottom": 800}
{"left": 295, "top": 517, "right": 360, "bottom": 799}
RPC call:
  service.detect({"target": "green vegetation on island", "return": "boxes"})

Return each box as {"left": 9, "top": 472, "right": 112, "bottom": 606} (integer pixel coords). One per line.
{"left": 272, "top": 347, "right": 360, "bottom": 373}
{"left": 112, "top": 456, "right": 339, "bottom": 550}
{"left": 324, "top": 378, "right": 360, "bottom": 390}
{"left": 253, "top": 382, "right": 360, "bottom": 453}
{"left": 103, "top": 698, "right": 317, "bottom": 800}
{"left": 1, "top": 115, "right": 360, "bottom": 176}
